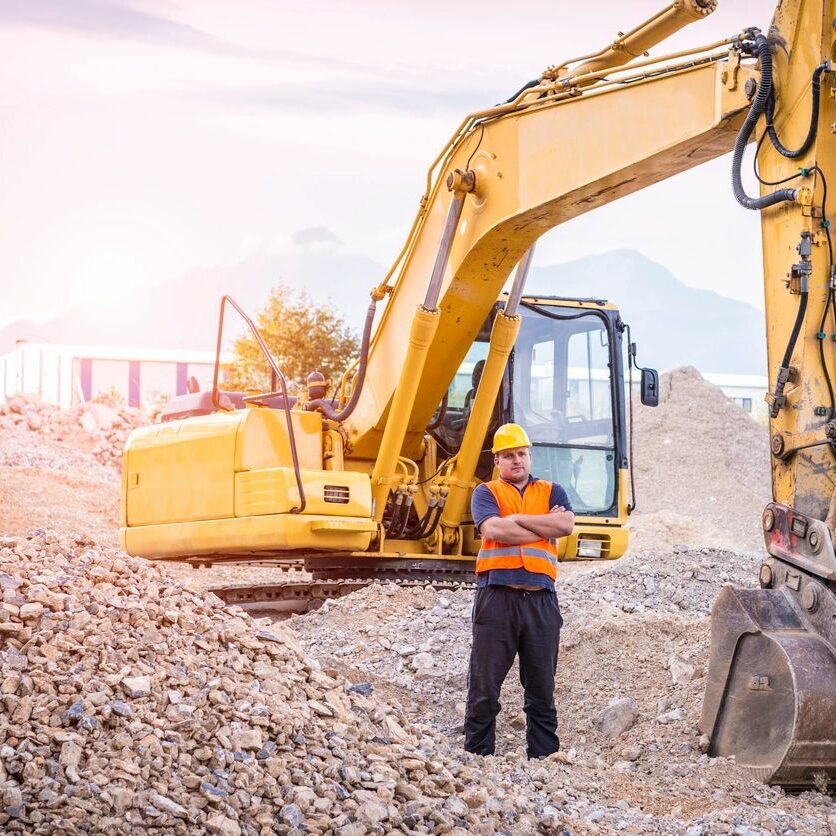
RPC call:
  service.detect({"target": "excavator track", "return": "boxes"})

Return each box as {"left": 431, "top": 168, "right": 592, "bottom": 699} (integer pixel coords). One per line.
{"left": 209, "top": 576, "right": 475, "bottom": 615}
{"left": 204, "top": 552, "right": 476, "bottom": 614}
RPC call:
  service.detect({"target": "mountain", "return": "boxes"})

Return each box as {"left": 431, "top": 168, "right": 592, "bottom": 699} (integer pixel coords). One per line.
{"left": 1, "top": 243, "right": 766, "bottom": 376}
{"left": 0, "top": 228, "right": 384, "bottom": 353}
{"left": 524, "top": 249, "right": 766, "bottom": 375}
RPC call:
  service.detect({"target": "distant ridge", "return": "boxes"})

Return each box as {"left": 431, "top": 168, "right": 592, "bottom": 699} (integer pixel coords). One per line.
{"left": 0, "top": 243, "right": 766, "bottom": 375}
{"left": 525, "top": 249, "right": 766, "bottom": 375}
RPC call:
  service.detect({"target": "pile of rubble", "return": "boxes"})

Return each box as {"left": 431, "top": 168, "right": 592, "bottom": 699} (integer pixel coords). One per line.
{"left": 295, "top": 552, "right": 833, "bottom": 833}
{"left": 2, "top": 531, "right": 831, "bottom": 834}
{"left": 0, "top": 394, "right": 151, "bottom": 468}
{"left": 631, "top": 367, "right": 771, "bottom": 553}
{"left": 0, "top": 428, "right": 119, "bottom": 544}
{"left": 0, "top": 531, "right": 475, "bottom": 834}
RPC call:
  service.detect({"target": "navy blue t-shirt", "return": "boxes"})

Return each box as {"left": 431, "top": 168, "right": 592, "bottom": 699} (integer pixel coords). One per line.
{"left": 471, "top": 477, "right": 573, "bottom": 591}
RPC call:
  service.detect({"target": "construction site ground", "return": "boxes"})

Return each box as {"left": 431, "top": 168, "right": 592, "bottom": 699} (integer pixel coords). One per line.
{"left": 0, "top": 368, "right": 834, "bottom": 834}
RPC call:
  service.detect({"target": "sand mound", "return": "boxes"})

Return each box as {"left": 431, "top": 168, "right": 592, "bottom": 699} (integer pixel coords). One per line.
{"left": 630, "top": 366, "right": 771, "bottom": 552}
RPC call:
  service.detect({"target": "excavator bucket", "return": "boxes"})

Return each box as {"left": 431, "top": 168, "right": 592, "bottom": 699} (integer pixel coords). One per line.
{"left": 700, "top": 504, "right": 836, "bottom": 787}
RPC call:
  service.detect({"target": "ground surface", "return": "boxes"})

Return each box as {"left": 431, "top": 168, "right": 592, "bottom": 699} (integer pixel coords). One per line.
{"left": 0, "top": 370, "right": 834, "bottom": 834}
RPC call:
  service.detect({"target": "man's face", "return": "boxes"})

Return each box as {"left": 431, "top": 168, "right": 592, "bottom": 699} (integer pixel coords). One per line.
{"left": 494, "top": 446, "right": 531, "bottom": 483}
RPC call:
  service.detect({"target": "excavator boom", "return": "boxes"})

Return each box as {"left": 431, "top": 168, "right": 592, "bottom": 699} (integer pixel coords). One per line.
{"left": 699, "top": 0, "right": 836, "bottom": 788}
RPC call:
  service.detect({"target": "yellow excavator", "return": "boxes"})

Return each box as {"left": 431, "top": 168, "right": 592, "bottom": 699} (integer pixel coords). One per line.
{"left": 120, "top": 0, "right": 836, "bottom": 787}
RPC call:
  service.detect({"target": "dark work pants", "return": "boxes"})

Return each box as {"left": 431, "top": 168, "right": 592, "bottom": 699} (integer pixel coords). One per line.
{"left": 464, "top": 585, "right": 562, "bottom": 758}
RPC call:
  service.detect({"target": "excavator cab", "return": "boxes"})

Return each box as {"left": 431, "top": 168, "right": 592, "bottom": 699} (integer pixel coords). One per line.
{"left": 435, "top": 294, "right": 639, "bottom": 560}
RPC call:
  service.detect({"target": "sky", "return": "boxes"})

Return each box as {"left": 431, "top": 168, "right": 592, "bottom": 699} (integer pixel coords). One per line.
{"left": 0, "top": 0, "right": 779, "bottom": 333}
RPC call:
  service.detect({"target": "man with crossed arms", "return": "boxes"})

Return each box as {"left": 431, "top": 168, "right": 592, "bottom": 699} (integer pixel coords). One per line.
{"left": 464, "top": 423, "right": 575, "bottom": 759}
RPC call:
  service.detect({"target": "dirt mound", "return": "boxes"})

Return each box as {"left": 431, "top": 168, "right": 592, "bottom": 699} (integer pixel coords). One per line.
{"left": 630, "top": 366, "right": 771, "bottom": 552}
{"left": 0, "top": 428, "right": 119, "bottom": 544}
{"left": 0, "top": 393, "right": 151, "bottom": 469}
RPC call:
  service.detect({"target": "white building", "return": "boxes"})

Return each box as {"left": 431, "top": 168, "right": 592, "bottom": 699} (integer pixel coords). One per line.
{"left": 0, "top": 341, "right": 221, "bottom": 409}
{"left": 704, "top": 373, "right": 768, "bottom": 423}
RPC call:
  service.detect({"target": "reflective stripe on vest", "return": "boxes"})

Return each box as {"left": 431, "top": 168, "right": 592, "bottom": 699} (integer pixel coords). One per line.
{"left": 475, "top": 478, "right": 559, "bottom": 580}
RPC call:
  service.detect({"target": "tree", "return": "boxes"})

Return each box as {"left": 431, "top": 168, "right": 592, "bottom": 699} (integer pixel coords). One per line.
{"left": 223, "top": 285, "right": 359, "bottom": 395}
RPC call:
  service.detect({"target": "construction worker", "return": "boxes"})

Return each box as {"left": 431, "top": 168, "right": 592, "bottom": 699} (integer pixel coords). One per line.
{"left": 464, "top": 423, "right": 574, "bottom": 759}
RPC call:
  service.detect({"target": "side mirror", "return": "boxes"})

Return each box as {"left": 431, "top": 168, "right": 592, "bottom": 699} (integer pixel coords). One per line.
{"left": 640, "top": 367, "right": 659, "bottom": 407}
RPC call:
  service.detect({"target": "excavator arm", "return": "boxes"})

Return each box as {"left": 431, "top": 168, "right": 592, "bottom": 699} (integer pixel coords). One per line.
{"left": 336, "top": 8, "right": 758, "bottom": 533}
{"left": 346, "top": 41, "right": 757, "bottom": 464}
{"left": 700, "top": 0, "right": 836, "bottom": 789}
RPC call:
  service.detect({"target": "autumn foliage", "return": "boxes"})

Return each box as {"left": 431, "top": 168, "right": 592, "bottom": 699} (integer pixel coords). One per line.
{"left": 223, "top": 285, "right": 359, "bottom": 394}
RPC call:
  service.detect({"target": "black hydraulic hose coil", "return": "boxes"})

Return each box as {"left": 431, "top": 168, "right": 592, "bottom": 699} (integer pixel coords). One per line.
{"left": 765, "top": 62, "right": 829, "bottom": 159}
{"left": 305, "top": 298, "right": 376, "bottom": 422}
{"left": 732, "top": 31, "right": 798, "bottom": 210}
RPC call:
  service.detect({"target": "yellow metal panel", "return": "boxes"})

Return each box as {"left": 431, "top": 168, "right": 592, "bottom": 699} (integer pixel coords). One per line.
{"left": 759, "top": 0, "right": 836, "bottom": 519}
{"left": 123, "top": 412, "right": 241, "bottom": 527}
{"left": 235, "top": 408, "right": 322, "bottom": 472}
{"left": 122, "top": 513, "right": 377, "bottom": 559}
{"left": 234, "top": 468, "right": 371, "bottom": 517}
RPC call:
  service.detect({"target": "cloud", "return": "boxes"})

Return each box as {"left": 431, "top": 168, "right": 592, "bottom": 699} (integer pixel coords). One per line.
{"left": 184, "top": 75, "right": 486, "bottom": 116}
{"left": 0, "top": 0, "right": 369, "bottom": 73}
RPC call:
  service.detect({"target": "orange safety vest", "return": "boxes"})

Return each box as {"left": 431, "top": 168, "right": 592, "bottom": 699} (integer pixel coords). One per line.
{"left": 475, "top": 479, "right": 559, "bottom": 580}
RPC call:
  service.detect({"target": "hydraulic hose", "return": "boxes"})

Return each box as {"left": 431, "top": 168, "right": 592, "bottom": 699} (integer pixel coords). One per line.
{"left": 768, "top": 287, "right": 809, "bottom": 419}
{"left": 502, "top": 79, "right": 540, "bottom": 105}
{"left": 385, "top": 493, "right": 407, "bottom": 538}
{"left": 401, "top": 499, "right": 444, "bottom": 540}
{"left": 731, "top": 30, "right": 798, "bottom": 210}
{"left": 305, "top": 298, "right": 376, "bottom": 422}
{"left": 764, "top": 62, "right": 829, "bottom": 159}
{"left": 426, "top": 391, "right": 448, "bottom": 431}
{"left": 780, "top": 289, "right": 809, "bottom": 371}
{"left": 768, "top": 232, "right": 813, "bottom": 418}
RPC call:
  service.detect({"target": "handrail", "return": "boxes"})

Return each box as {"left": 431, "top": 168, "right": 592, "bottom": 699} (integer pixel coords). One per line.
{"left": 212, "top": 294, "right": 306, "bottom": 514}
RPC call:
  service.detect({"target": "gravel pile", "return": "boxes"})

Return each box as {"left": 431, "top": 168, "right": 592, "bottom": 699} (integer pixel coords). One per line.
{"left": 0, "top": 394, "right": 151, "bottom": 468}
{"left": 630, "top": 367, "right": 771, "bottom": 553}
{"left": 294, "top": 567, "right": 833, "bottom": 834}
{"left": 0, "top": 531, "right": 487, "bottom": 834}
{"left": 559, "top": 544, "right": 761, "bottom": 618}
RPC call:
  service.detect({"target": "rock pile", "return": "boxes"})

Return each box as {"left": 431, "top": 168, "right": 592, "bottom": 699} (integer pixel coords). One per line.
{"left": 2, "top": 533, "right": 830, "bottom": 836}
{"left": 294, "top": 547, "right": 833, "bottom": 833}
{"left": 631, "top": 367, "right": 771, "bottom": 552}
{"left": 0, "top": 394, "right": 150, "bottom": 468}
{"left": 0, "top": 531, "right": 476, "bottom": 834}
